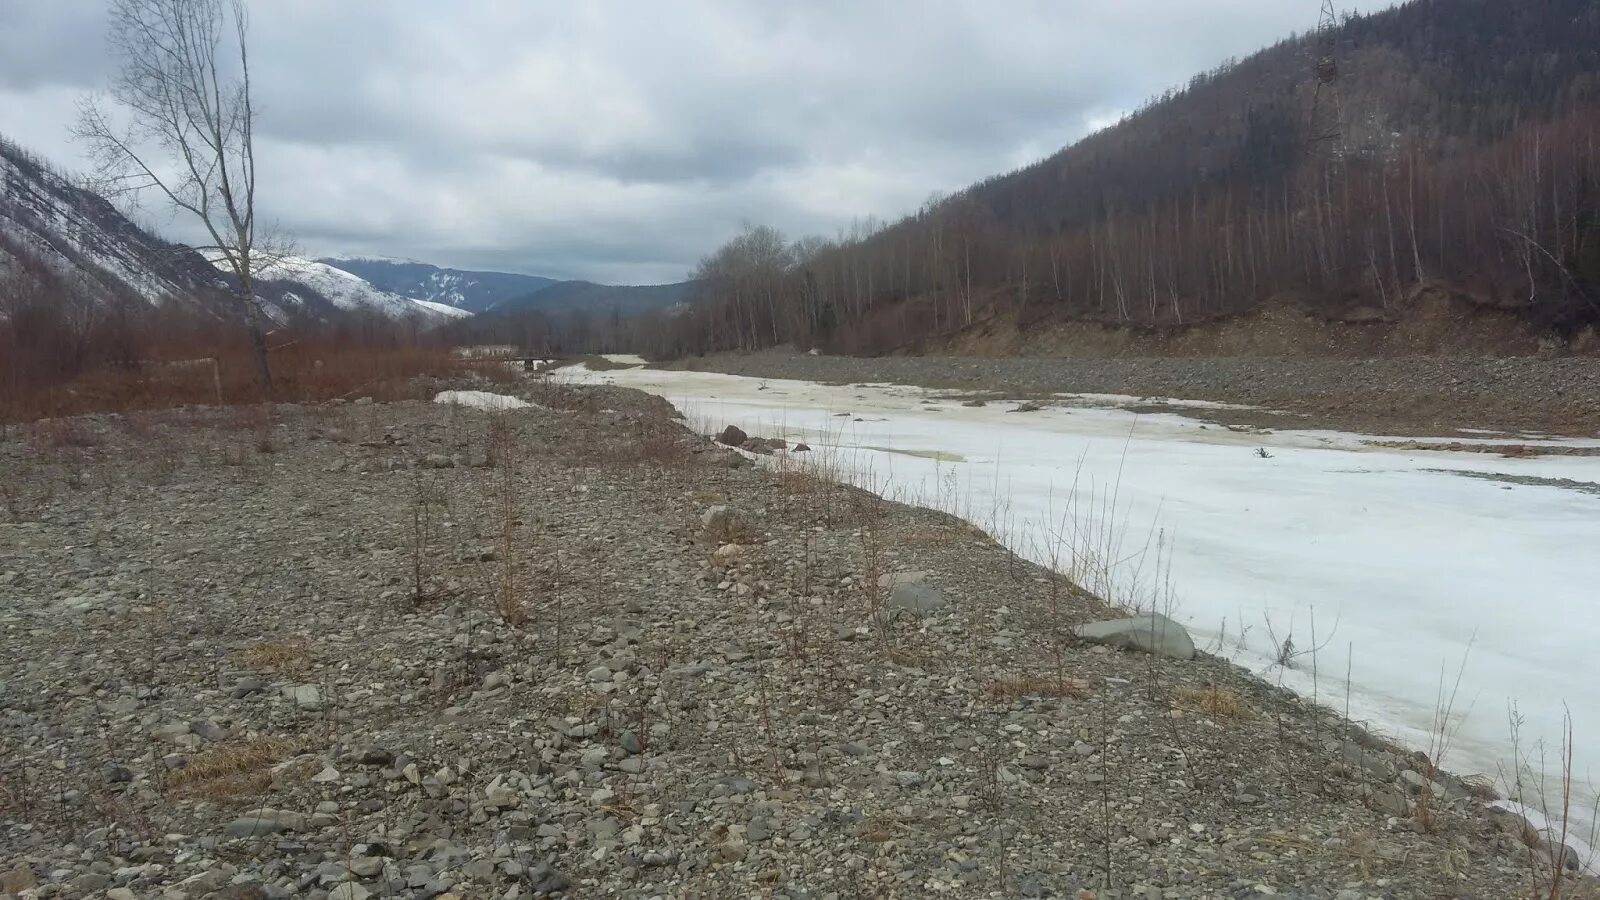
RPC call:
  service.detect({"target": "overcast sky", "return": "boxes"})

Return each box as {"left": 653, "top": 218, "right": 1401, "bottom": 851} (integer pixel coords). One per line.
{"left": 1, "top": 1, "right": 1394, "bottom": 284}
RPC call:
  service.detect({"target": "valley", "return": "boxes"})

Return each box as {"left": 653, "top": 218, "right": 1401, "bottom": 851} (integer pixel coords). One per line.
{"left": 5, "top": 0, "right": 1600, "bottom": 896}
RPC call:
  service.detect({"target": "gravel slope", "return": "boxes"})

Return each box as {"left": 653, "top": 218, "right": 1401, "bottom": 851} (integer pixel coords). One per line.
{"left": 671, "top": 351, "right": 1600, "bottom": 436}
{"left": 0, "top": 382, "right": 1589, "bottom": 899}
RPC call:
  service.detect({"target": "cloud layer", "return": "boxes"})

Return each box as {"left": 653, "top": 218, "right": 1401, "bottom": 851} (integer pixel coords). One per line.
{"left": 1, "top": 0, "right": 1394, "bottom": 283}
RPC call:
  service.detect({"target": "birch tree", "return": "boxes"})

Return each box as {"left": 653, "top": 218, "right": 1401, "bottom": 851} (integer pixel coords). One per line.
{"left": 77, "top": 0, "right": 278, "bottom": 392}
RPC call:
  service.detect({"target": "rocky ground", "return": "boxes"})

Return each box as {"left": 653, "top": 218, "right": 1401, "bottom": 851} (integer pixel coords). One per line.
{"left": 668, "top": 351, "right": 1600, "bottom": 437}
{"left": 1, "top": 377, "right": 1593, "bottom": 899}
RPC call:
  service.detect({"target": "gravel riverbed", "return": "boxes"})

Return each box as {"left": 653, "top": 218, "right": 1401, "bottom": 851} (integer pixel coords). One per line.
{"left": 671, "top": 351, "right": 1600, "bottom": 436}
{"left": 0, "top": 379, "right": 1589, "bottom": 899}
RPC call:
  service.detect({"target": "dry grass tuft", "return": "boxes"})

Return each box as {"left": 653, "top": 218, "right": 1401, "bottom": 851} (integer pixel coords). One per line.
{"left": 231, "top": 640, "right": 311, "bottom": 673}
{"left": 987, "top": 673, "right": 1092, "bottom": 701}
{"left": 892, "top": 524, "right": 960, "bottom": 547}
{"left": 1174, "top": 684, "right": 1247, "bottom": 718}
{"left": 165, "top": 735, "right": 309, "bottom": 801}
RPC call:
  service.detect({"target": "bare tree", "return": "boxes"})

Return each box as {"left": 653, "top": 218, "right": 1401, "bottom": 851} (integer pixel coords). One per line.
{"left": 76, "top": 0, "right": 277, "bottom": 392}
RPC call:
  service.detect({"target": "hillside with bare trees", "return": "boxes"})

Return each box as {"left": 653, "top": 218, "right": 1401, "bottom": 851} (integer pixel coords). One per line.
{"left": 651, "top": 0, "right": 1600, "bottom": 358}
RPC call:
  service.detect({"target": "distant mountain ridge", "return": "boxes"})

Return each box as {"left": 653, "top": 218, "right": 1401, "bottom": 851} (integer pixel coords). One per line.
{"left": 320, "top": 256, "right": 691, "bottom": 317}
{"left": 317, "top": 257, "right": 559, "bottom": 313}
{"left": 3, "top": 131, "right": 687, "bottom": 328}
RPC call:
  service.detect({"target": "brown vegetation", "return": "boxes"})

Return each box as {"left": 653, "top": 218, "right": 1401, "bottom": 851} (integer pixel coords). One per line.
{"left": 987, "top": 674, "right": 1092, "bottom": 702}
{"left": 0, "top": 300, "right": 473, "bottom": 423}
{"left": 1174, "top": 684, "right": 1247, "bottom": 719}
{"left": 230, "top": 640, "right": 312, "bottom": 674}
{"left": 164, "top": 735, "right": 311, "bottom": 802}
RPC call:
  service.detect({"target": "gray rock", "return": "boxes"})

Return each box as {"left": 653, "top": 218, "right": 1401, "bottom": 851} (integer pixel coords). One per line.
{"left": 1073, "top": 613, "right": 1196, "bottom": 660}
{"left": 1400, "top": 768, "right": 1445, "bottom": 799}
{"left": 0, "top": 863, "right": 34, "bottom": 894}
{"left": 224, "top": 808, "right": 307, "bottom": 838}
{"left": 229, "top": 676, "right": 264, "bottom": 698}
{"left": 619, "top": 731, "right": 644, "bottom": 755}
{"left": 286, "top": 684, "right": 323, "bottom": 710}
{"left": 701, "top": 505, "right": 730, "bottom": 533}
{"left": 190, "top": 719, "right": 226, "bottom": 741}
{"left": 886, "top": 582, "right": 946, "bottom": 616}
{"left": 716, "top": 425, "right": 748, "bottom": 447}
{"left": 327, "top": 884, "right": 371, "bottom": 900}
{"left": 1367, "top": 787, "right": 1410, "bottom": 817}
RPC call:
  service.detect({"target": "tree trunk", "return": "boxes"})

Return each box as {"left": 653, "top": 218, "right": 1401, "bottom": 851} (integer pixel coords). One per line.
{"left": 237, "top": 266, "right": 273, "bottom": 397}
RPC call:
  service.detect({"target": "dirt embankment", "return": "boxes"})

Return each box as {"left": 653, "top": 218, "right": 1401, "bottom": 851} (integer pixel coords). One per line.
{"left": 1, "top": 381, "right": 1585, "bottom": 898}
{"left": 673, "top": 349, "right": 1600, "bottom": 436}
{"left": 935, "top": 287, "right": 1600, "bottom": 360}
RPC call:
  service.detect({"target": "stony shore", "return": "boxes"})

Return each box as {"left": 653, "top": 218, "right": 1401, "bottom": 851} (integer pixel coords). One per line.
{"left": 668, "top": 350, "right": 1600, "bottom": 437}
{"left": 1, "top": 378, "right": 1590, "bottom": 899}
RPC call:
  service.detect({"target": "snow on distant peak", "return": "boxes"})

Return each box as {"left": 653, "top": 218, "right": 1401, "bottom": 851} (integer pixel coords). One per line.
{"left": 409, "top": 297, "right": 471, "bottom": 319}
{"left": 207, "top": 254, "right": 467, "bottom": 322}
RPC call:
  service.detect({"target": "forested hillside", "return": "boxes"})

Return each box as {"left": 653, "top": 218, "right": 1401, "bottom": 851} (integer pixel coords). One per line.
{"left": 654, "top": 0, "right": 1600, "bottom": 357}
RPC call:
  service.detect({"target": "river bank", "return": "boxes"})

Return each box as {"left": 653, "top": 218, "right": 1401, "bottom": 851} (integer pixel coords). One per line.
{"left": 666, "top": 350, "right": 1600, "bottom": 437}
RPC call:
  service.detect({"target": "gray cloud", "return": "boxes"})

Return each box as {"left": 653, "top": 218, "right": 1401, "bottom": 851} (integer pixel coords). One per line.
{"left": 0, "top": 0, "right": 1397, "bottom": 284}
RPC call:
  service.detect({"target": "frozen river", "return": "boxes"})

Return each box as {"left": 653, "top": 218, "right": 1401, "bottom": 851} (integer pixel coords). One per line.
{"left": 567, "top": 359, "right": 1600, "bottom": 854}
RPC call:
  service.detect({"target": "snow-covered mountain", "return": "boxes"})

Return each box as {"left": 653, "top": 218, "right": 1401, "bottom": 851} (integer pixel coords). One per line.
{"left": 322, "top": 255, "right": 693, "bottom": 317}
{"left": 1, "top": 133, "right": 466, "bottom": 326}
{"left": 221, "top": 255, "right": 470, "bottom": 322}
{"left": 319, "top": 256, "right": 558, "bottom": 313}
{"left": 1, "top": 135, "right": 226, "bottom": 310}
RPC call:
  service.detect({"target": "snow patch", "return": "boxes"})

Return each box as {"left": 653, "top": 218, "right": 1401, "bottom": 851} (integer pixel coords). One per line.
{"left": 432, "top": 390, "right": 536, "bottom": 411}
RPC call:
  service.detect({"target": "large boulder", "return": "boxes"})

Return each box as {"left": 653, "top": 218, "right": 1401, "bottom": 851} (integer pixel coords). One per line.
{"left": 1073, "top": 613, "right": 1196, "bottom": 660}
{"left": 879, "top": 571, "right": 946, "bottom": 616}
{"left": 716, "top": 425, "right": 748, "bottom": 447}
{"left": 887, "top": 582, "right": 946, "bottom": 616}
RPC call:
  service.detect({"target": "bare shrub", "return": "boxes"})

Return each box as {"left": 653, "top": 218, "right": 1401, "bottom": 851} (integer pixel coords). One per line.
{"left": 490, "top": 413, "right": 530, "bottom": 628}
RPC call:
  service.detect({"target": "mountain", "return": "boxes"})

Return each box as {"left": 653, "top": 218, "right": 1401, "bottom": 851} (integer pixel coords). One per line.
{"left": 669, "top": 0, "right": 1600, "bottom": 357}
{"left": 1, "top": 134, "right": 227, "bottom": 312}
{"left": 222, "top": 255, "right": 470, "bottom": 322}
{"left": 1, "top": 133, "right": 460, "bottom": 326}
{"left": 488, "top": 279, "right": 691, "bottom": 316}
{"left": 318, "top": 256, "right": 558, "bottom": 313}
{"left": 321, "top": 255, "right": 691, "bottom": 318}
